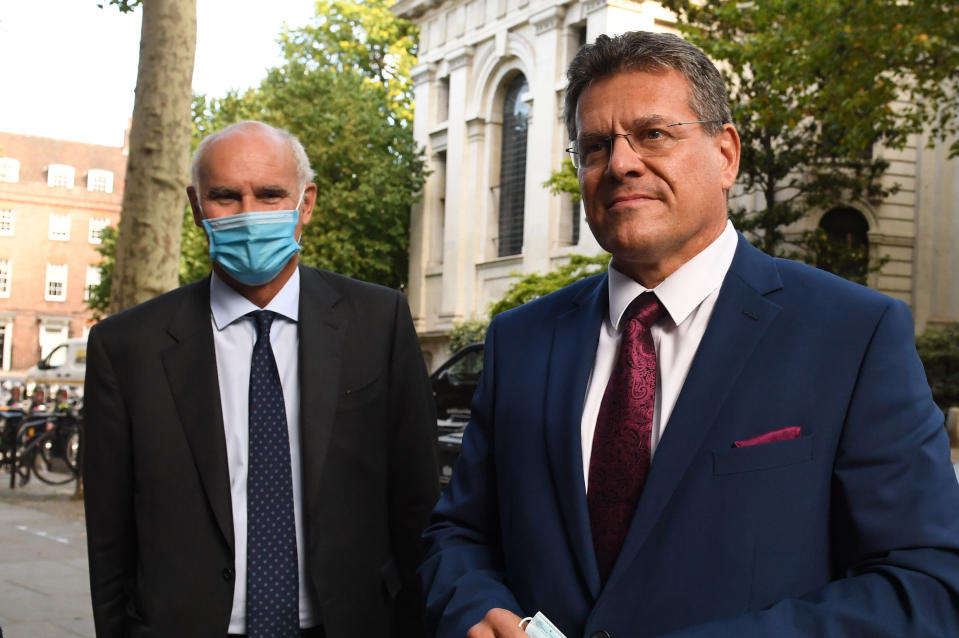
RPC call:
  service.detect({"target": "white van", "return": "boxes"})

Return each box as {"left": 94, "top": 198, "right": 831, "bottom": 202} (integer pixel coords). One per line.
{"left": 25, "top": 338, "right": 87, "bottom": 387}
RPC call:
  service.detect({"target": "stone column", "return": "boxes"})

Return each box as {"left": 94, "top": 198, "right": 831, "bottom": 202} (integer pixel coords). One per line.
{"left": 440, "top": 46, "right": 475, "bottom": 326}
{"left": 407, "top": 63, "right": 436, "bottom": 328}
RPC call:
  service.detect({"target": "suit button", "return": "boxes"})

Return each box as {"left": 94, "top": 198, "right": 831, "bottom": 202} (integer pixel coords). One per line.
{"left": 222, "top": 568, "right": 234, "bottom": 581}
{"left": 590, "top": 632, "right": 611, "bottom": 638}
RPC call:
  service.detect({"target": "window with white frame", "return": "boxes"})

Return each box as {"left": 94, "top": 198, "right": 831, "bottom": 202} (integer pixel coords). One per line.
{"left": 0, "top": 158, "right": 19, "bottom": 183}
{"left": 88, "top": 217, "right": 110, "bottom": 243}
{"left": 45, "top": 264, "right": 67, "bottom": 301}
{"left": 85, "top": 265, "right": 101, "bottom": 300}
{"left": 47, "top": 164, "right": 75, "bottom": 188}
{"left": 87, "top": 169, "right": 114, "bottom": 193}
{"left": 0, "top": 209, "right": 14, "bottom": 236}
{"left": 49, "top": 213, "right": 71, "bottom": 241}
{"left": 0, "top": 260, "right": 10, "bottom": 298}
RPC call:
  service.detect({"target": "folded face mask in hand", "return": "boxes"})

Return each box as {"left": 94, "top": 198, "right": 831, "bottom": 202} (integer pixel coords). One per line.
{"left": 521, "top": 612, "right": 567, "bottom": 638}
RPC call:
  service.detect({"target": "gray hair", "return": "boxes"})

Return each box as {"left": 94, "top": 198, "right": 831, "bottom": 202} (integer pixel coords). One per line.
{"left": 190, "top": 120, "right": 316, "bottom": 191}
{"left": 565, "top": 31, "right": 732, "bottom": 140}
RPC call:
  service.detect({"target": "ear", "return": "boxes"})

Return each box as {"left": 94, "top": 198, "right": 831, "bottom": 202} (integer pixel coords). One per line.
{"left": 187, "top": 186, "right": 204, "bottom": 229}
{"left": 299, "top": 182, "right": 317, "bottom": 226}
{"left": 717, "top": 123, "right": 741, "bottom": 190}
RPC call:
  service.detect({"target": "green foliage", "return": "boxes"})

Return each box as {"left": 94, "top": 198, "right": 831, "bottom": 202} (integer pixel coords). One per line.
{"left": 789, "top": 227, "right": 887, "bottom": 286}
{"left": 87, "top": 226, "right": 117, "bottom": 321}
{"left": 97, "top": 0, "right": 141, "bottom": 12}
{"left": 88, "top": 209, "right": 210, "bottom": 318}
{"left": 489, "top": 253, "right": 610, "bottom": 318}
{"left": 543, "top": 157, "right": 581, "bottom": 203}
{"left": 660, "top": 0, "right": 959, "bottom": 269}
{"left": 191, "top": 0, "right": 425, "bottom": 289}
{"left": 449, "top": 318, "right": 490, "bottom": 351}
{"left": 179, "top": 207, "right": 211, "bottom": 285}
{"left": 915, "top": 322, "right": 959, "bottom": 413}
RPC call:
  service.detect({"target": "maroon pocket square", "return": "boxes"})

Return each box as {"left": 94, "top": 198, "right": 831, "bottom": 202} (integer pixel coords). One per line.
{"left": 734, "top": 426, "right": 802, "bottom": 448}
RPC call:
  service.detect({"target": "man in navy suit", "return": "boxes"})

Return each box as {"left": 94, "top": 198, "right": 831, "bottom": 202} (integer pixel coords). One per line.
{"left": 419, "top": 31, "right": 959, "bottom": 637}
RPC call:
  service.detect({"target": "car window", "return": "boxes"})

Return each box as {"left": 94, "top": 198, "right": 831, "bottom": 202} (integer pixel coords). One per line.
{"left": 46, "top": 344, "right": 68, "bottom": 368}
{"left": 448, "top": 349, "right": 483, "bottom": 383}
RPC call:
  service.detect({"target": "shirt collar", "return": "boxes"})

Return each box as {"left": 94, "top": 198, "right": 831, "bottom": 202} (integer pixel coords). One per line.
{"left": 607, "top": 220, "right": 738, "bottom": 330}
{"left": 209, "top": 268, "right": 300, "bottom": 331}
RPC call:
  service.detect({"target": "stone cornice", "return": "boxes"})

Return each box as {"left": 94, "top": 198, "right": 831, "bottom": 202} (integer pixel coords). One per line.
{"left": 411, "top": 63, "right": 436, "bottom": 87}
{"left": 391, "top": 0, "right": 447, "bottom": 20}
{"left": 584, "top": 0, "right": 606, "bottom": 15}
{"left": 447, "top": 46, "right": 474, "bottom": 71}
{"left": 466, "top": 117, "right": 487, "bottom": 141}
{"left": 531, "top": 5, "right": 566, "bottom": 35}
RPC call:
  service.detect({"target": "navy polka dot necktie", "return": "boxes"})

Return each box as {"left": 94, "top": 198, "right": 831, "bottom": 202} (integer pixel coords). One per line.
{"left": 246, "top": 310, "right": 299, "bottom": 637}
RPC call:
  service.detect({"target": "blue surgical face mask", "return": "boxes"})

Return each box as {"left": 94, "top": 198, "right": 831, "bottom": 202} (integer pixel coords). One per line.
{"left": 201, "top": 209, "right": 301, "bottom": 286}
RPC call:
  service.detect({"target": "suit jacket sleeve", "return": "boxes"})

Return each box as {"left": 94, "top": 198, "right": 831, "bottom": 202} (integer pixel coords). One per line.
{"left": 660, "top": 298, "right": 959, "bottom": 637}
{"left": 83, "top": 323, "right": 137, "bottom": 638}
{"left": 419, "top": 318, "right": 526, "bottom": 637}
{"left": 385, "top": 290, "right": 442, "bottom": 635}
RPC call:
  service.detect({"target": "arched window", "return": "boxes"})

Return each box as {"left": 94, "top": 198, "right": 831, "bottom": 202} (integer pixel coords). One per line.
{"left": 816, "top": 207, "right": 871, "bottom": 283}
{"left": 497, "top": 75, "right": 529, "bottom": 257}
{"left": 820, "top": 207, "right": 869, "bottom": 250}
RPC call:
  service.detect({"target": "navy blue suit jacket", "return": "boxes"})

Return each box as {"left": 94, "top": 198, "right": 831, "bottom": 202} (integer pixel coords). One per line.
{"left": 420, "top": 236, "right": 959, "bottom": 637}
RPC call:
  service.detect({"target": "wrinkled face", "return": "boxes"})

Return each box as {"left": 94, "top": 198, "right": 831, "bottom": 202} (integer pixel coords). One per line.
{"left": 575, "top": 69, "right": 739, "bottom": 286}
{"left": 188, "top": 123, "right": 315, "bottom": 241}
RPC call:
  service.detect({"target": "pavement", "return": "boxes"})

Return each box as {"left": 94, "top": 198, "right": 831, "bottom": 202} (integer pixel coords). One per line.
{"left": 0, "top": 478, "right": 92, "bottom": 637}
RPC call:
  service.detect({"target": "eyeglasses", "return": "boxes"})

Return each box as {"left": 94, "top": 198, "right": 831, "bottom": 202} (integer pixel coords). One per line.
{"left": 566, "top": 120, "right": 725, "bottom": 170}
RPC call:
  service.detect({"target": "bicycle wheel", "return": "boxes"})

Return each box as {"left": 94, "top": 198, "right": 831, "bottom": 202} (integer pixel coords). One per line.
{"left": 30, "top": 431, "right": 76, "bottom": 485}
{"left": 64, "top": 429, "right": 80, "bottom": 474}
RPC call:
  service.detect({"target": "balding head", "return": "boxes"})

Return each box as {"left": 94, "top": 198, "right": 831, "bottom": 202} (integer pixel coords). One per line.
{"left": 190, "top": 121, "right": 315, "bottom": 194}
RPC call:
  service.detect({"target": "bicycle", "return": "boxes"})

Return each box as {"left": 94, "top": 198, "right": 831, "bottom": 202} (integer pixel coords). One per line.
{"left": 16, "top": 404, "right": 82, "bottom": 486}
{"left": 0, "top": 408, "right": 31, "bottom": 487}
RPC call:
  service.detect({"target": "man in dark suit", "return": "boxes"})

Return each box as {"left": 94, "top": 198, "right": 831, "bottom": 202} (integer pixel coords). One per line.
{"left": 420, "top": 32, "right": 959, "bottom": 637}
{"left": 83, "top": 121, "right": 439, "bottom": 637}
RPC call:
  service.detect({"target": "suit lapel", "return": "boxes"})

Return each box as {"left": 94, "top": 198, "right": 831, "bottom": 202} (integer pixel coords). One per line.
{"left": 544, "top": 274, "right": 608, "bottom": 599}
{"left": 606, "top": 237, "right": 784, "bottom": 589}
{"left": 161, "top": 278, "right": 235, "bottom": 551}
{"left": 296, "top": 266, "right": 346, "bottom": 524}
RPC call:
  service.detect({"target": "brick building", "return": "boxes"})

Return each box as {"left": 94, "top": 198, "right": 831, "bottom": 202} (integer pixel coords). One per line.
{"left": 0, "top": 131, "right": 126, "bottom": 371}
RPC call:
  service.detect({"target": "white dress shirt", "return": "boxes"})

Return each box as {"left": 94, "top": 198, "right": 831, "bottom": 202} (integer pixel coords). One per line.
{"left": 581, "top": 221, "right": 739, "bottom": 489}
{"left": 209, "top": 269, "right": 318, "bottom": 633}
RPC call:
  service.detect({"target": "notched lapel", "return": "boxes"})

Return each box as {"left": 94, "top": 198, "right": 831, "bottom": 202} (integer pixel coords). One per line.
{"left": 544, "top": 275, "right": 607, "bottom": 599}
{"left": 161, "top": 280, "right": 235, "bottom": 552}
{"left": 296, "top": 268, "right": 346, "bottom": 525}
{"left": 606, "top": 239, "right": 784, "bottom": 590}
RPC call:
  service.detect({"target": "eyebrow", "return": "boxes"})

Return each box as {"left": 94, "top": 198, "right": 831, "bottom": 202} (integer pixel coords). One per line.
{"left": 579, "top": 114, "right": 672, "bottom": 138}
{"left": 204, "top": 185, "right": 291, "bottom": 199}
{"left": 206, "top": 186, "right": 241, "bottom": 200}
{"left": 256, "top": 185, "right": 290, "bottom": 199}
{"left": 628, "top": 114, "right": 670, "bottom": 129}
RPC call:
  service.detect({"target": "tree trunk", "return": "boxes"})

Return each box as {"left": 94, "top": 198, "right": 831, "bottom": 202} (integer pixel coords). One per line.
{"left": 111, "top": 0, "right": 196, "bottom": 313}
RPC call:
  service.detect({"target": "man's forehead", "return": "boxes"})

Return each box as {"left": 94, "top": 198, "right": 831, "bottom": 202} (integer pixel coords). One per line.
{"left": 574, "top": 69, "right": 693, "bottom": 129}
{"left": 197, "top": 128, "right": 297, "bottom": 183}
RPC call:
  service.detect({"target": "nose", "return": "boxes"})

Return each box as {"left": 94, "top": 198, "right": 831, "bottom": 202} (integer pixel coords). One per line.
{"left": 606, "top": 133, "right": 646, "bottom": 178}
{"left": 239, "top": 194, "right": 261, "bottom": 213}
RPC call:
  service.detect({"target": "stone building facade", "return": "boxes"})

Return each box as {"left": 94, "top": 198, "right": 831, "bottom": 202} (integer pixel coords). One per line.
{"left": 0, "top": 131, "right": 126, "bottom": 371}
{"left": 393, "top": 0, "right": 959, "bottom": 369}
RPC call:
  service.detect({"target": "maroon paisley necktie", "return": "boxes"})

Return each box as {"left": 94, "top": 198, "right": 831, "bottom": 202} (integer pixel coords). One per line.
{"left": 588, "top": 292, "right": 666, "bottom": 584}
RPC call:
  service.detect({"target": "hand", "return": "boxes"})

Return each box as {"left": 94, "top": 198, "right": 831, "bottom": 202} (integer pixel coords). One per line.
{"left": 467, "top": 608, "right": 528, "bottom": 637}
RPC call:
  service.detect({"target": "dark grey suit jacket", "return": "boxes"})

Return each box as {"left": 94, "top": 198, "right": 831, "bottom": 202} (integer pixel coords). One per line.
{"left": 83, "top": 266, "right": 439, "bottom": 637}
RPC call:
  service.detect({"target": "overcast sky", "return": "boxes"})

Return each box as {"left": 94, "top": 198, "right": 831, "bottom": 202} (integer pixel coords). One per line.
{"left": 0, "top": 0, "right": 317, "bottom": 147}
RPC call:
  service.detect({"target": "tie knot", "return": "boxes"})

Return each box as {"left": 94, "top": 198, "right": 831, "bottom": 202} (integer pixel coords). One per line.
{"left": 248, "top": 310, "right": 276, "bottom": 341}
{"left": 622, "top": 292, "right": 666, "bottom": 329}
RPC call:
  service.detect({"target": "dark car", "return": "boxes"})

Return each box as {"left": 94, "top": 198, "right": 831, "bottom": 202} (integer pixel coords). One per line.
{"left": 430, "top": 343, "right": 483, "bottom": 485}
{"left": 430, "top": 343, "right": 483, "bottom": 421}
